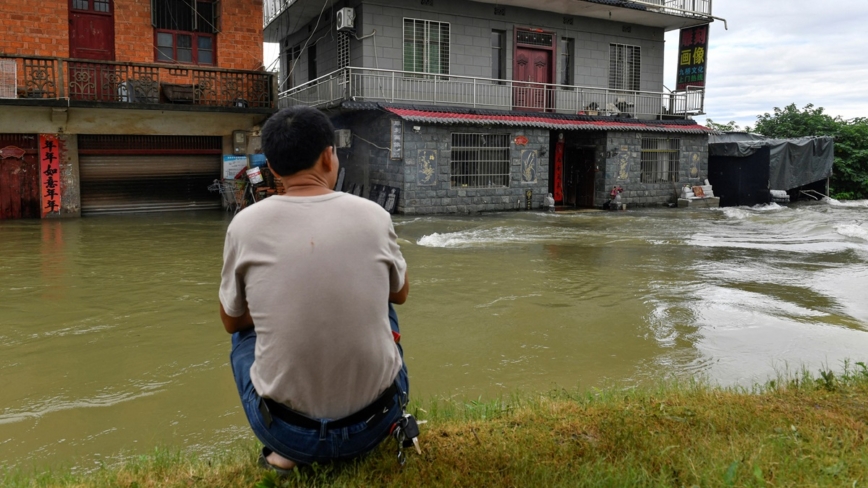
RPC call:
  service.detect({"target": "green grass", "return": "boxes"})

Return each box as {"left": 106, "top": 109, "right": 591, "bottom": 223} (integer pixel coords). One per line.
{"left": 5, "top": 362, "right": 868, "bottom": 487}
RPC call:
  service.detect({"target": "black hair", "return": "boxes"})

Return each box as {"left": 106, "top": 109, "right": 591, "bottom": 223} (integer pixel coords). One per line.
{"left": 261, "top": 106, "right": 335, "bottom": 176}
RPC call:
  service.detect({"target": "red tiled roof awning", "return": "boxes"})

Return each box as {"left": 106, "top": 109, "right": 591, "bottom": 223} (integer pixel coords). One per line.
{"left": 383, "top": 107, "right": 712, "bottom": 134}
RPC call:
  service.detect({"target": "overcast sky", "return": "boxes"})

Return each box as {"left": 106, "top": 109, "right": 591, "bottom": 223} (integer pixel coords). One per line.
{"left": 265, "top": 1, "right": 868, "bottom": 129}
{"left": 666, "top": 0, "right": 868, "bottom": 129}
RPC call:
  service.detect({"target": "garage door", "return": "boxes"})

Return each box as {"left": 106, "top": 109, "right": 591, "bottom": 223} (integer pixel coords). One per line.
{"left": 79, "top": 135, "right": 222, "bottom": 215}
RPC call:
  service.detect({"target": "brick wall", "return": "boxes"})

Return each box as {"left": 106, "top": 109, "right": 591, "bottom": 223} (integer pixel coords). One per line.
{"left": 0, "top": 0, "right": 69, "bottom": 57}
{"left": 0, "top": 0, "right": 262, "bottom": 70}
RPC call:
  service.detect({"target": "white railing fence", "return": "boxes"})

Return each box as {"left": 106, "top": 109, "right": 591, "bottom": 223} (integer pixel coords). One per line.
{"left": 278, "top": 68, "right": 704, "bottom": 119}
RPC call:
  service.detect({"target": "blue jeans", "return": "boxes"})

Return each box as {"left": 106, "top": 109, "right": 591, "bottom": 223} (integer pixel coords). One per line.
{"left": 230, "top": 304, "right": 409, "bottom": 465}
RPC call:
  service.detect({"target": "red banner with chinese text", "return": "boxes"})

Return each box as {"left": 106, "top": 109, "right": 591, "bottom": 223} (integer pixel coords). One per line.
{"left": 554, "top": 139, "right": 564, "bottom": 204}
{"left": 676, "top": 24, "right": 710, "bottom": 90}
{"left": 39, "top": 134, "right": 62, "bottom": 217}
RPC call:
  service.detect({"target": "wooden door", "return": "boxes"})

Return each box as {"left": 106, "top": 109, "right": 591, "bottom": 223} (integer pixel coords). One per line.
{"left": 0, "top": 147, "right": 41, "bottom": 219}
{"left": 514, "top": 47, "right": 551, "bottom": 112}
{"left": 69, "top": 0, "right": 115, "bottom": 101}
{"left": 69, "top": 0, "right": 115, "bottom": 60}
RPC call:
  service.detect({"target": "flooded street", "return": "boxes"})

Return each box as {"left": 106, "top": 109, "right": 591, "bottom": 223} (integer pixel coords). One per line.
{"left": 2, "top": 200, "right": 868, "bottom": 471}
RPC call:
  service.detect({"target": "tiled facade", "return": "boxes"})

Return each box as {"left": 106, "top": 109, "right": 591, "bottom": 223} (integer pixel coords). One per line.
{"left": 0, "top": 0, "right": 263, "bottom": 70}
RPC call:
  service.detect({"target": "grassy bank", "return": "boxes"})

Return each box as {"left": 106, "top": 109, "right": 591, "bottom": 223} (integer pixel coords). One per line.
{"left": 5, "top": 364, "right": 868, "bottom": 487}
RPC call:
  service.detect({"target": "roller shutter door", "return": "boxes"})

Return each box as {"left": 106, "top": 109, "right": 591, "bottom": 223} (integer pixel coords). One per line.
{"left": 78, "top": 135, "right": 222, "bottom": 215}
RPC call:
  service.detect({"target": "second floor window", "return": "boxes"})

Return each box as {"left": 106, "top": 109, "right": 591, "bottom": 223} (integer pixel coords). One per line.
{"left": 153, "top": 0, "right": 219, "bottom": 65}
{"left": 404, "top": 18, "right": 450, "bottom": 76}
{"left": 491, "top": 30, "right": 505, "bottom": 80}
{"left": 609, "top": 44, "right": 640, "bottom": 91}
{"left": 559, "top": 38, "right": 574, "bottom": 86}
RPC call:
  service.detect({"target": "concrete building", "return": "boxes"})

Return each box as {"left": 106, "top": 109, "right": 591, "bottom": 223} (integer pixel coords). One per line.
{"left": 0, "top": 0, "right": 276, "bottom": 219}
{"left": 265, "top": 0, "right": 716, "bottom": 213}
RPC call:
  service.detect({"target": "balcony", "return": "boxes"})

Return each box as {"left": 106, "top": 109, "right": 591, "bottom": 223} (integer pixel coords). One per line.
{"left": 0, "top": 55, "right": 276, "bottom": 110}
{"left": 278, "top": 67, "right": 704, "bottom": 119}
{"left": 469, "top": 0, "right": 713, "bottom": 30}
{"left": 263, "top": 0, "right": 713, "bottom": 37}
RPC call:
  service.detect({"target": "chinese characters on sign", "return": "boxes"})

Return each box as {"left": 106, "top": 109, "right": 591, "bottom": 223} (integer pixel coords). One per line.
{"left": 390, "top": 119, "right": 403, "bottom": 160}
{"left": 39, "top": 134, "right": 63, "bottom": 217}
{"left": 676, "top": 24, "right": 709, "bottom": 90}
{"left": 416, "top": 149, "right": 437, "bottom": 186}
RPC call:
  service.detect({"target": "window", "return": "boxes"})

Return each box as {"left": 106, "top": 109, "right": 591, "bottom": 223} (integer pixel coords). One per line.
{"left": 609, "top": 44, "right": 640, "bottom": 91}
{"left": 403, "top": 18, "right": 449, "bottom": 76}
{"left": 641, "top": 137, "right": 680, "bottom": 183}
{"left": 72, "top": 0, "right": 111, "bottom": 13}
{"left": 152, "top": 0, "right": 219, "bottom": 65}
{"left": 451, "top": 133, "right": 510, "bottom": 188}
{"left": 307, "top": 44, "right": 317, "bottom": 81}
{"left": 559, "top": 38, "right": 574, "bottom": 86}
{"left": 281, "top": 44, "right": 300, "bottom": 90}
{"left": 491, "top": 30, "right": 505, "bottom": 80}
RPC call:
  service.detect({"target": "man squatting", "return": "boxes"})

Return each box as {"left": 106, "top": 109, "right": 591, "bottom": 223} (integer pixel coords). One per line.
{"left": 219, "top": 106, "right": 410, "bottom": 472}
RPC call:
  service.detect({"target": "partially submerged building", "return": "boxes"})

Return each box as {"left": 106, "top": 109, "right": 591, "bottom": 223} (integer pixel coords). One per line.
{"left": 265, "top": 0, "right": 718, "bottom": 213}
{"left": 708, "top": 133, "right": 835, "bottom": 207}
{"left": 0, "top": 0, "right": 276, "bottom": 219}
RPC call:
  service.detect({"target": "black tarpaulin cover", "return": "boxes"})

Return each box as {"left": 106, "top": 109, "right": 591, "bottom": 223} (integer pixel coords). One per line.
{"left": 708, "top": 133, "right": 834, "bottom": 190}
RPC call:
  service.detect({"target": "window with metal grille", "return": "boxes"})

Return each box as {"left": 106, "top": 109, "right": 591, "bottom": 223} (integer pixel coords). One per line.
{"left": 609, "top": 44, "right": 640, "bottom": 91}
{"left": 152, "top": 0, "right": 220, "bottom": 65}
{"left": 516, "top": 30, "right": 553, "bottom": 47}
{"left": 641, "top": 137, "right": 680, "bottom": 183}
{"left": 403, "top": 18, "right": 450, "bottom": 76}
{"left": 450, "top": 133, "right": 510, "bottom": 188}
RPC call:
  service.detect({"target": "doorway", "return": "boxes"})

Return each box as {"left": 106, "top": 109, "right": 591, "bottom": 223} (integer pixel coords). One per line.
{"left": 563, "top": 146, "right": 596, "bottom": 208}
{"left": 513, "top": 29, "right": 554, "bottom": 112}
{"left": 0, "top": 135, "right": 40, "bottom": 220}
{"left": 69, "top": 0, "right": 115, "bottom": 101}
{"left": 69, "top": 0, "right": 115, "bottom": 60}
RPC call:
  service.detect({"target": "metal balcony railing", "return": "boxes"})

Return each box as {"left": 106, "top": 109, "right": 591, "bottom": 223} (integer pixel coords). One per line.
{"left": 0, "top": 55, "right": 276, "bottom": 109}
{"left": 629, "top": 0, "right": 712, "bottom": 16}
{"left": 263, "top": 0, "right": 712, "bottom": 28}
{"left": 278, "top": 67, "right": 705, "bottom": 119}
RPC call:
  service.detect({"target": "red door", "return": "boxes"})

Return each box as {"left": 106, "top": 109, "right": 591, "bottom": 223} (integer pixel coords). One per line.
{"left": 69, "top": 0, "right": 115, "bottom": 60}
{"left": 69, "top": 0, "right": 115, "bottom": 101}
{"left": 514, "top": 47, "right": 551, "bottom": 112}
{"left": 0, "top": 146, "right": 41, "bottom": 220}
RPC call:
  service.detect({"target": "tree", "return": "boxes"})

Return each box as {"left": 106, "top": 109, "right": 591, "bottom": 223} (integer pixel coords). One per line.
{"left": 705, "top": 119, "right": 746, "bottom": 133}
{"left": 752, "top": 103, "right": 841, "bottom": 138}
{"left": 751, "top": 104, "right": 868, "bottom": 200}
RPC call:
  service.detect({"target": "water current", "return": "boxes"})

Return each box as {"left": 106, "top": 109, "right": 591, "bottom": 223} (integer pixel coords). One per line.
{"left": 1, "top": 199, "right": 867, "bottom": 472}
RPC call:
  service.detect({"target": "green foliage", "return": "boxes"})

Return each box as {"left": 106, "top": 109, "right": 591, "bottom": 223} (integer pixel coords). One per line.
{"left": 750, "top": 104, "right": 868, "bottom": 199}
{"left": 705, "top": 119, "right": 747, "bottom": 133}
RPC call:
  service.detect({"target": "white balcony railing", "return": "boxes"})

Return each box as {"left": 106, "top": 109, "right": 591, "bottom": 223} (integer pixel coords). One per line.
{"left": 631, "top": 0, "right": 712, "bottom": 16}
{"left": 278, "top": 67, "right": 705, "bottom": 119}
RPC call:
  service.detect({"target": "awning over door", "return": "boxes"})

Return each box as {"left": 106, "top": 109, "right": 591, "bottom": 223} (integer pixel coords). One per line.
{"left": 78, "top": 135, "right": 222, "bottom": 215}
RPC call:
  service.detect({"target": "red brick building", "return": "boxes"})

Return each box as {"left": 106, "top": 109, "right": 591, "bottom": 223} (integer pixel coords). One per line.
{"left": 0, "top": 0, "right": 275, "bottom": 218}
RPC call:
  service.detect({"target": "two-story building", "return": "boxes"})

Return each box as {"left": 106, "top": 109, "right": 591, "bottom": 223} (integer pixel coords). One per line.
{"left": 0, "top": 0, "right": 276, "bottom": 219}
{"left": 265, "top": 0, "right": 716, "bottom": 213}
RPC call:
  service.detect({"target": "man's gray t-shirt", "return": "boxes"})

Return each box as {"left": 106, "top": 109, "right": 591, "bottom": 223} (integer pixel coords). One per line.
{"left": 220, "top": 192, "right": 406, "bottom": 419}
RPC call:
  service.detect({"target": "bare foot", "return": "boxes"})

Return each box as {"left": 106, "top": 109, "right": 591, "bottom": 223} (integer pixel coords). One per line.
{"left": 266, "top": 451, "right": 297, "bottom": 470}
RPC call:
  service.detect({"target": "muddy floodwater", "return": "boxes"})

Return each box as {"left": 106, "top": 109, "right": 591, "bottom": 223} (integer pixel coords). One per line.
{"left": 2, "top": 200, "right": 868, "bottom": 471}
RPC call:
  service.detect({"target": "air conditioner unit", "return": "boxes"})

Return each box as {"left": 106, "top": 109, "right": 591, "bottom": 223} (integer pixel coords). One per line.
{"left": 336, "top": 7, "right": 355, "bottom": 31}
{"left": 335, "top": 129, "right": 352, "bottom": 148}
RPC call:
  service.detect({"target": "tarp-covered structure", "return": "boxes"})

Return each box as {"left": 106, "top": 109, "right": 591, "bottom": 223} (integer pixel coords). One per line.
{"left": 708, "top": 134, "right": 834, "bottom": 206}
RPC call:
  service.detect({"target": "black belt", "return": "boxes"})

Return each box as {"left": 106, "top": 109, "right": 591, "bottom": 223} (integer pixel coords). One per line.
{"left": 260, "top": 382, "right": 399, "bottom": 430}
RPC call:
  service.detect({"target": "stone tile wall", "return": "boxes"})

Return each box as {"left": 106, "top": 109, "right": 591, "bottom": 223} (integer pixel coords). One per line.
{"left": 603, "top": 132, "right": 708, "bottom": 207}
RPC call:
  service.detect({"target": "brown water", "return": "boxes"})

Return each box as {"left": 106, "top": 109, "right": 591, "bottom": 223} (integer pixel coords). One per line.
{"left": 2, "top": 200, "right": 868, "bottom": 472}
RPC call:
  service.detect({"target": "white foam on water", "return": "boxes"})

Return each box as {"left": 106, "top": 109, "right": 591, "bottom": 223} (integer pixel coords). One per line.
{"left": 417, "top": 227, "right": 542, "bottom": 247}
{"left": 717, "top": 207, "right": 751, "bottom": 220}
{"left": 835, "top": 223, "right": 868, "bottom": 242}
{"left": 824, "top": 198, "right": 868, "bottom": 208}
